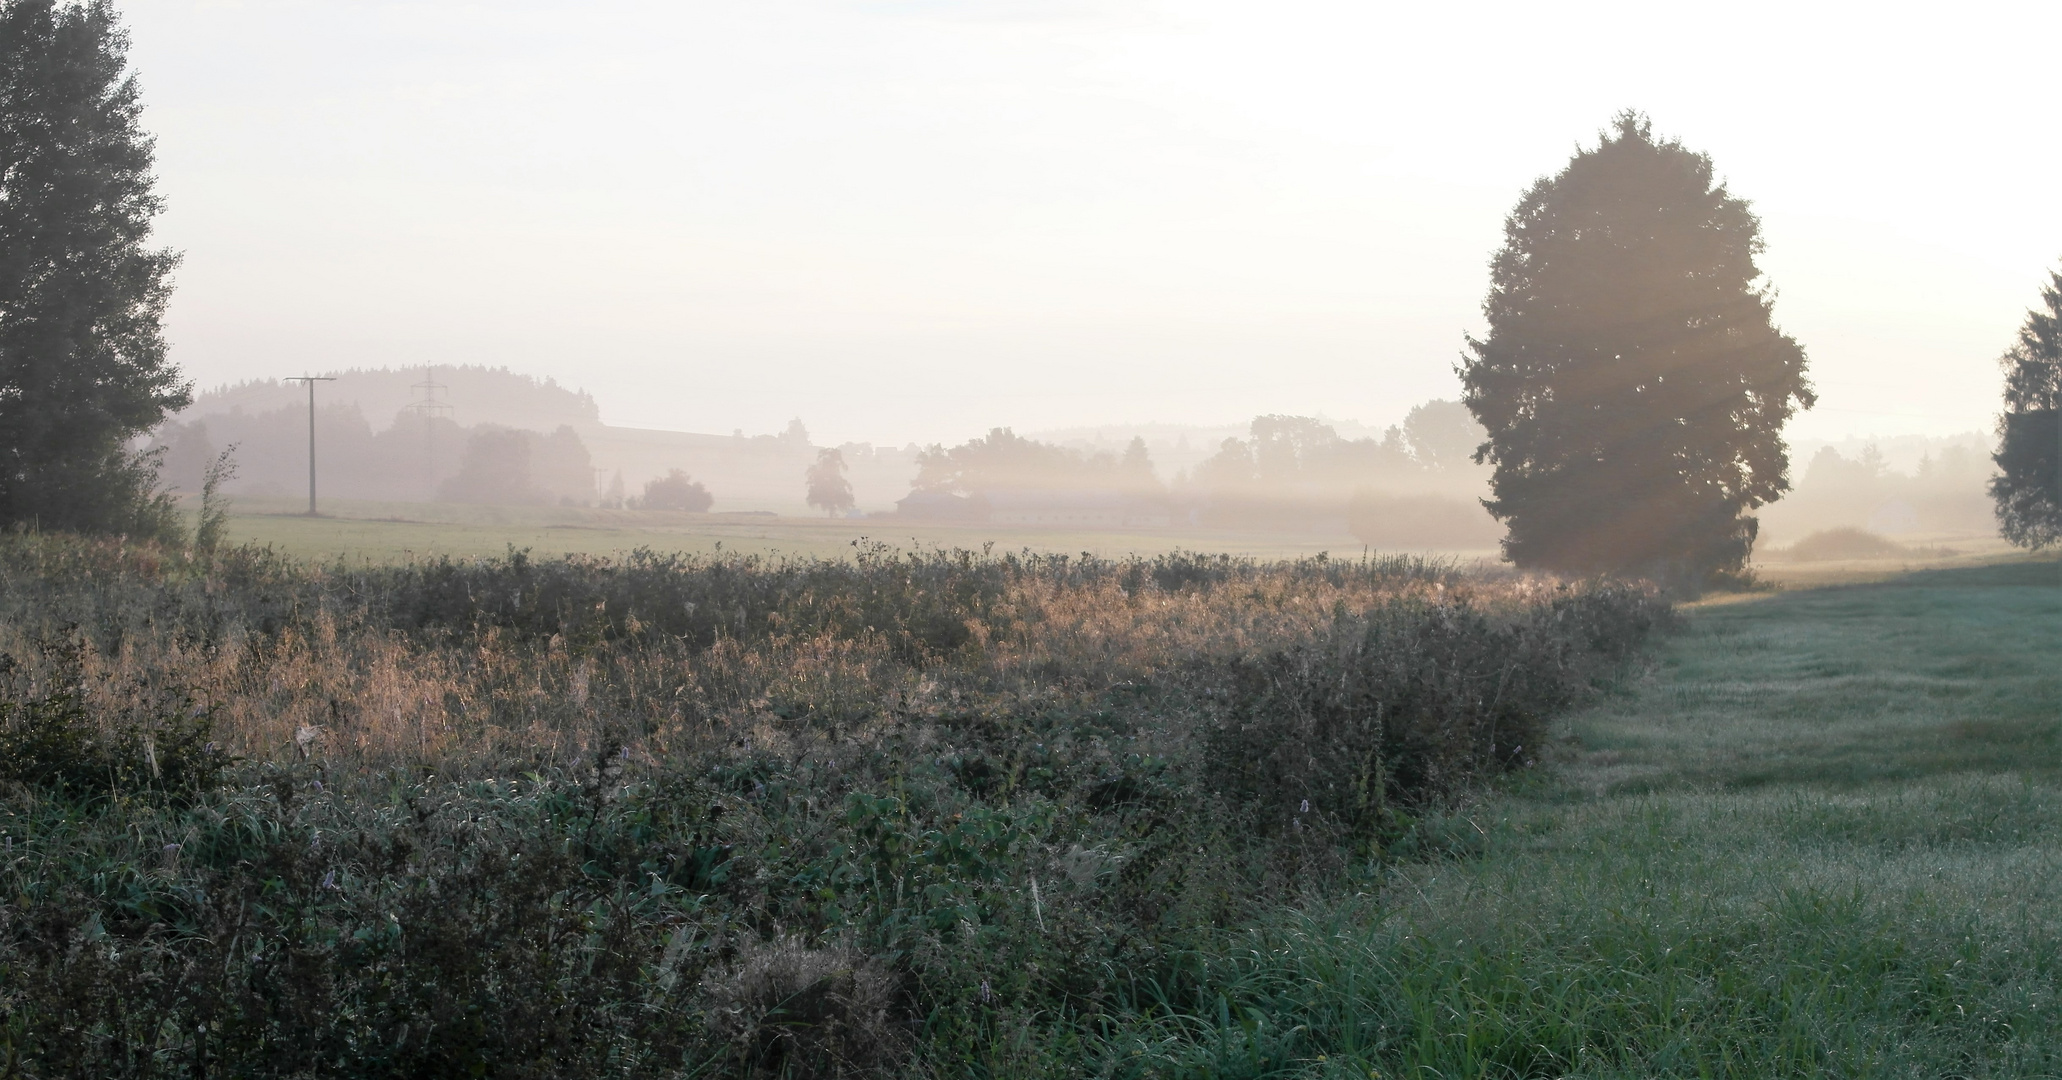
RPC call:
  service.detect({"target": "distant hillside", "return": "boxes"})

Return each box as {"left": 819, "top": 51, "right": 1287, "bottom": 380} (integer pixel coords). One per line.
{"left": 177, "top": 366, "right": 600, "bottom": 434}
{"left": 158, "top": 366, "right": 918, "bottom": 514}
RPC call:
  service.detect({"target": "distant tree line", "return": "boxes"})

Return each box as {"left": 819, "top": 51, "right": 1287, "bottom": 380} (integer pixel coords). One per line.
{"left": 436, "top": 426, "right": 598, "bottom": 506}
{"left": 912, "top": 428, "right": 1163, "bottom": 499}
{"left": 1771, "top": 441, "right": 1994, "bottom": 540}
{"left": 156, "top": 414, "right": 604, "bottom": 507}
{"left": 0, "top": 8, "right": 2033, "bottom": 588}
{"left": 892, "top": 404, "right": 1501, "bottom": 546}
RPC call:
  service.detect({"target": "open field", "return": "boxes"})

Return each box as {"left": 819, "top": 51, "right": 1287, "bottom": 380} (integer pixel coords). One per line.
{"left": 202, "top": 497, "right": 2015, "bottom": 581}
{"left": 1093, "top": 556, "right": 2062, "bottom": 1077}
{"left": 3, "top": 531, "right": 2055, "bottom": 1077}
{"left": 205, "top": 496, "right": 1428, "bottom": 563}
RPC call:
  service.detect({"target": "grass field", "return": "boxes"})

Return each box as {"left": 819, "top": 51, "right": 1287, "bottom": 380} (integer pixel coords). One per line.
{"left": 6, "top": 519, "right": 2053, "bottom": 1076}
{"left": 203, "top": 497, "right": 2019, "bottom": 581}
{"left": 203, "top": 496, "right": 1418, "bottom": 564}
{"left": 1086, "top": 556, "right": 2062, "bottom": 1077}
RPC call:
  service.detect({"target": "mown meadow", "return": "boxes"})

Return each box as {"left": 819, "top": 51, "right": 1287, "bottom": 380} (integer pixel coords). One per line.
{"left": 0, "top": 534, "right": 2053, "bottom": 1077}
{"left": 1080, "top": 558, "right": 2062, "bottom": 1078}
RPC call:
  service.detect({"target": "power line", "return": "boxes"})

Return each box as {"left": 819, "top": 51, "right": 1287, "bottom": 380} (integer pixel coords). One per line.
{"left": 406, "top": 365, "right": 453, "bottom": 495}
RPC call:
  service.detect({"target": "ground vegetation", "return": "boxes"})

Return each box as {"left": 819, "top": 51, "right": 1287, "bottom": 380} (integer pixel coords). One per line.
{"left": 0, "top": 533, "right": 1663, "bottom": 1076}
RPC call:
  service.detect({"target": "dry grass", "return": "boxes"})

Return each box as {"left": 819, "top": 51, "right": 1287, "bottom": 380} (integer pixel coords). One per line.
{"left": 0, "top": 536, "right": 1574, "bottom": 775}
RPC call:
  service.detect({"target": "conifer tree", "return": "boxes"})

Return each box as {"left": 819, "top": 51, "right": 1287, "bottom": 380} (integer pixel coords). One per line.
{"left": 0, "top": 0, "right": 185, "bottom": 537}
{"left": 1459, "top": 113, "right": 1814, "bottom": 586}
{"left": 1989, "top": 265, "right": 2061, "bottom": 549}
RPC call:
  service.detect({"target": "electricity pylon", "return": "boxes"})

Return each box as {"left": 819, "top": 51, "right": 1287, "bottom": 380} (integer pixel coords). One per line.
{"left": 405, "top": 365, "right": 453, "bottom": 497}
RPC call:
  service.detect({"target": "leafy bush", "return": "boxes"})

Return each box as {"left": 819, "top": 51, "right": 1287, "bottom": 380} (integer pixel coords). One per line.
{"left": 1203, "top": 582, "right": 1668, "bottom": 845}
{"left": 635, "top": 469, "right": 714, "bottom": 512}
{"left": 0, "top": 640, "right": 227, "bottom": 802}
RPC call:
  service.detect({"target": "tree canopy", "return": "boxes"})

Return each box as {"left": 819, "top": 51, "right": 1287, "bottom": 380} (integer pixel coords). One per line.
{"left": 0, "top": 0, "right": 186, "bottom": 537}
{"left": 805, "top": 447, "right": 854, "bottom": 516}
{"left": 1989, "top": 264, "right": 2061, "bottom": 549}
{"left": 1459, "top": 113, "right": 1814, "bottom": 586}
{"left": 638, "top": 469, "right": 713, "bottom": 513}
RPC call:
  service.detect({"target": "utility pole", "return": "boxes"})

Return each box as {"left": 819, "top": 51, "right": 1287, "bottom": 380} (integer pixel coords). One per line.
{"left": 284, "top": 375, "right": 335, "bottom": 515}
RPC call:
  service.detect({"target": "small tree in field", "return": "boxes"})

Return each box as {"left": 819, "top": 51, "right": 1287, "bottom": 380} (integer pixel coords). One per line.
{"left": 1989, "top": 264, "right": 2061, "bottom": 549}
{"left": 1460, "top": 113, "right": 1814, "bottom": 587}
{"left": 0, "top": 0, "right": 187, "bottom": 539}
{"left": 638, "top": 469, "right": 713, "bottom": 513}
{"left": 805, "top": 448, "right": 854, "bottom": 516}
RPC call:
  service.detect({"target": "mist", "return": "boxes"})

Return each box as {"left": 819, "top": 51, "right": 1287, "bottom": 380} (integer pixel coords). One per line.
{"left": 151, "top": 362, "right": 2003, "bottom": 559}
{"left": 120, "top": 1, "right": 2060, "bottom": 449}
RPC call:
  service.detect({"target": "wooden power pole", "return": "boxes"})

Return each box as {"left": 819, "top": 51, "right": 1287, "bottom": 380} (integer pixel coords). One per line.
{"left": 284, "top": 375, "right": 336, "bottom": 515}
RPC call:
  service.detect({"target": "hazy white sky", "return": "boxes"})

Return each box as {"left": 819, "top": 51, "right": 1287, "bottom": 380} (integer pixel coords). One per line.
{"left": 126, "top": 0, "right": 2061, "bottom": 446}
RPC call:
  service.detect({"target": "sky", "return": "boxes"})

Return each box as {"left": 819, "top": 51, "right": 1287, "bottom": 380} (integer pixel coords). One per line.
{"left": 123, "top": 0, "right": 2062, "bottom": 447}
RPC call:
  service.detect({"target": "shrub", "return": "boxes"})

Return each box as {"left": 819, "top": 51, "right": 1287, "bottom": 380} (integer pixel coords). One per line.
{"left": 1202, "top": 581, "right": 1671, "bottom": 844}
{"left": 0, "top": 640, "right": 227, "bottom": 802}
{"left": 636, "top": 469, "right": 713, "bottom": 512}
{"left": 701, "top": 937, "right": 902, "bottom": 1077}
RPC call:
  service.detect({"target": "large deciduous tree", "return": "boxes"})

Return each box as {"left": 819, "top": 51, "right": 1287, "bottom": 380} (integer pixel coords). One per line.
{"left": 1989, "top": 265, "right": 2061, "bottom": 549}
{"left": 1460, "top": 113, "right": 1814, "bottom": 587}
{"left": 805, "top": 447, "right": 855, "bottom": 516}
{"left": 0, "top": 0, "right": 186, "bottom": 537}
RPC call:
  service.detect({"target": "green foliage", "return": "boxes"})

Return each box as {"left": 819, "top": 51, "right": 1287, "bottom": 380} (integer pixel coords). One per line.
{"left": 0, "top": 639, "right": 227, "bottom": 802}
{"left": 192, "top": 444, "right": 236, "bottom": 555}
{"left": 1460, "top": 112, "right": 1815, "bottom": 588}
{"left": 1203, "top": 584, "right": 1669, "bottom": 844}
{"left": 1990, "top": 265, "right": 2062, "bottom": 550}
{"left": 0, "top": 0, "right": 189, "bottom": 539}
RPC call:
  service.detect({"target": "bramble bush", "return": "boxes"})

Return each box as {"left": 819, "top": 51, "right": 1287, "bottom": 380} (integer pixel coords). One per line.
{"left": 0, "top": 534, "right": 1669, "bottom": 1077}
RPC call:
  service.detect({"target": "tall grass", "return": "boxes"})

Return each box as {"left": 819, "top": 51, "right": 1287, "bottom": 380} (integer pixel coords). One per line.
{"left": 0, "top": 533, "right": 1666, "bottom": 1077}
